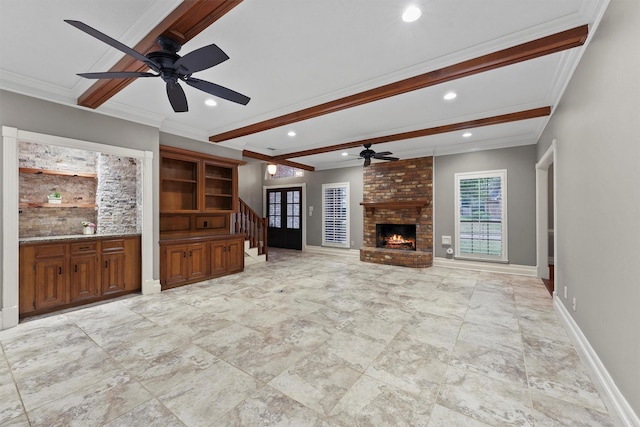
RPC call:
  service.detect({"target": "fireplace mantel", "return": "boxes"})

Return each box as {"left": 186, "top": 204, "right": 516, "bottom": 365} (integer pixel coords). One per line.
{"left": 360, "top": 200, "right": 430, "bottom": 214}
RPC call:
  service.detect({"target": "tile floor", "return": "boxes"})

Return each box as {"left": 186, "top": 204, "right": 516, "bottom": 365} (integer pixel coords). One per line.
{"left": 0, "top": 249, "right": 623, "bottom": 426}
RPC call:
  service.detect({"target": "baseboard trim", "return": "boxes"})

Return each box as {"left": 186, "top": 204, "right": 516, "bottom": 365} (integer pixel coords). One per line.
{"left": 0, "top": 305, "right": 19, "bottom": 330}
{"left": 305, "top": 245, "right": 361, "bottom": 258}
{"left": 142, "top": 279, "right": 162, "bottom": 295}
{"left": 554, "top": 297, "right": 640, "bottom": 427}
{"left": 432, "top": 257, "right": 537, "bottom": 276}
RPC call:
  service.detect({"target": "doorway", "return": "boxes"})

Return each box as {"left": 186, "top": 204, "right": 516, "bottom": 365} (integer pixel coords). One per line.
{"left": 536, "top": 140, "right": 556, "bottom": 295}
{"left": 266, "top": 187, "right": 303, "bottom": 250}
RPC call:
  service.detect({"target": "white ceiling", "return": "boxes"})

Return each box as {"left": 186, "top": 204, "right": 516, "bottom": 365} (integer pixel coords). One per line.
{"left": 0, "top": 0, "right": 608, "bottom": 170}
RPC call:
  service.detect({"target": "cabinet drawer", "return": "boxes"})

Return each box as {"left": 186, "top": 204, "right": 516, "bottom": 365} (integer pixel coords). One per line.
{"left": 102, "top": 239, "right": 125, "bottom": 252}
{"left": 35, "top": 244, "right": 67, "bottom": 259}
{"left": 196, "top": 215, "right": 227, "bottom": 230}
{"left": 70, "top": 242, "right": 97, "bottom": 254}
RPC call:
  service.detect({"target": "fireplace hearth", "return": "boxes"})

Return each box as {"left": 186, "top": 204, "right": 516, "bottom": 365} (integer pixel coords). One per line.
{"left": 376, "top": 224, "right": 416, "bottom": 251}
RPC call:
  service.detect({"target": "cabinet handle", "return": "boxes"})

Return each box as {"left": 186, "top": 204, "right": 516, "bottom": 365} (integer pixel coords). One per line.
{"left": 74, "top": 265, "right": 78, "bottom": 273}
{"left": 58, "top": 267, "right": 62, "bottom": 275}
{"left": 223, "top": 246, "right": 226, "bottom": 252}
{"left": 183, "top": 251, "right": 186, "bottom": 258}
{"left": 189, "top": 250, "right": 192, "bottom": 257}
{"left": 204, "top": 221, "right": 208, "bottom": 228}
{"left": 79, "top": 246, "right": 90, "bottom": 250}
{"left": 104, "top": 260, "right": 109, "bottom": 268}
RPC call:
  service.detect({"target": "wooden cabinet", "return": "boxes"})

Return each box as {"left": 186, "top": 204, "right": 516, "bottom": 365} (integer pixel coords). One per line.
{"left": 159, "top": 146, "right": 246, "bottom": 290}
{"left": 70, "top": 242, "right": 99, "bottom": 302}
{"left": 210, "top": 238, "right": 244, "bottom": 275}
{"left": 162, "top": 242, "right": 208, "bottom": 287}
{"left": 101, "top": 239, "right": 126, "bottom": 295}
{"left": 160, "top": 235, "right": 244, "bottom": 289}
{"left": 34, "top": 244, "right": 68, "bottom": 310}
{"left": 19, "top": 235, "right": 141, "bottom": 317}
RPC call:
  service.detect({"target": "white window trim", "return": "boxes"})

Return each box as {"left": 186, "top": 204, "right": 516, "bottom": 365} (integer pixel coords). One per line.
{"left": 322, "top": 182, "right": 350, "bottom": 248}
{"left": 454, "top": 169, "right": 508, "bottom": 262}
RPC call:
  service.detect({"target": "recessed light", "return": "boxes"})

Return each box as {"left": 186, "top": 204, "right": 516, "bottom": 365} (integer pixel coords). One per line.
{"left": 287, "top": 130, "right": 296, "bottom": 137}
{"left": 402, "top": 6, "right": 422, "bottom": 22}
{"left": 204, "top": 99, "right": 217, "bottom": 107}
{"left": 341, "top": 152, "right": 349, "bottom": 156}
{"left": 463, "top": 132, "right": 472, "bottom": 138}
{"left": 443, "top": 91, "right": 457, "bottom": 100}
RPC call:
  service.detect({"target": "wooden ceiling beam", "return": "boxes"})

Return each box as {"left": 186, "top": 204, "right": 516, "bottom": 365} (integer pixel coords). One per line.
{"left": 210, "top": 25, "right": 587, "bottom": 143}
{"left": 77, "top": 0, "right": 243, "bottom": 109}
{"left": 273, "top": 106, "right": 551, "bottom": 160}
{"left": 242, "top": 150, "right": 315, "bottom": 171}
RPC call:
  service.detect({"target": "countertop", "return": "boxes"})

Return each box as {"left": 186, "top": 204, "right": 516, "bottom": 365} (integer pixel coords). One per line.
{"left": 19, "top": 233, "right": 141, "bottom": 245}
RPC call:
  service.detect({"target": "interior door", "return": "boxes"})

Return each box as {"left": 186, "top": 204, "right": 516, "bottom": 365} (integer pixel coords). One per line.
{"left": 267, "top": 187, "right": 302, "bottom": 250}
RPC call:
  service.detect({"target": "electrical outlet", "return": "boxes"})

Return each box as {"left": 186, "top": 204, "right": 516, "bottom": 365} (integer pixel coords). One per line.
{"left": 572, "top": 297, "right": 576, "bottom": 311}
{"left": 442, "top": 235, "right": 452, "bottom": 246}
{"left": 564, "top": 286, "right": 567, "bottom": 299}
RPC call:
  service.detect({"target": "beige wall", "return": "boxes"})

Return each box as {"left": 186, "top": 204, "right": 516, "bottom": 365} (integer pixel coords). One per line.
{"left": 537, "top": 0, "right": 640, "bottom": 416}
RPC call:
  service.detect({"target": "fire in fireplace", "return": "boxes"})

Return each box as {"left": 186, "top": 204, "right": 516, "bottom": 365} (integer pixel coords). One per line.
{"left": 376, "top": 224, "right": 416, "bottom": 251}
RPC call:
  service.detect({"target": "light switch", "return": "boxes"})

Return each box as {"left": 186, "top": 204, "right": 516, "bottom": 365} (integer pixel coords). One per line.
{"left": 442, "top": 235, "right": 452, "bottom": 245}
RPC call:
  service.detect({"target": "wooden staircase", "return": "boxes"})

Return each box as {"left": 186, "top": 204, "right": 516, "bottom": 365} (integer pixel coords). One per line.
{"left": 234, "top": 198, "right": 268, "bottom": 263}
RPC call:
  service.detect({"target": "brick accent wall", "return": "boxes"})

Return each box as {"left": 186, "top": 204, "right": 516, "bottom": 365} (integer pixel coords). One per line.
{"left": 18, "top": 142, "right": 140, "bottom": 237}
{"left": 360, "top": 157, "right": 433, "bottom": 268}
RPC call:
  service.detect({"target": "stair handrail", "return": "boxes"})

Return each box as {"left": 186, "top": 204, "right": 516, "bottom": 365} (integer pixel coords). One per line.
{"left": 235, "top": 198, "right": 268, "bottom": 260}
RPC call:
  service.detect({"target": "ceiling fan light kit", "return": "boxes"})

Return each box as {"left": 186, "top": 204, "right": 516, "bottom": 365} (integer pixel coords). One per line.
{"left": 65, "top": 20, "right": 250, "bottom": 113}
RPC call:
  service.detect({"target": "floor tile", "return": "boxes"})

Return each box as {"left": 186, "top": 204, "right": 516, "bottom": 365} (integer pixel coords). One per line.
{"left": 0, "top": 248, "right": 623, "bottom": 427}
{"left": 158, "top": 362, "right": 261, "bottom": 427}
{"left": 437, "top": 366, "right": 534, "bottom": 426}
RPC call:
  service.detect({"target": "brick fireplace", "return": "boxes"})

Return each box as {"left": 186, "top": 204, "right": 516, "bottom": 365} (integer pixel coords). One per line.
{"left": 360, "top": 157, "right": 433, "bottom": 268}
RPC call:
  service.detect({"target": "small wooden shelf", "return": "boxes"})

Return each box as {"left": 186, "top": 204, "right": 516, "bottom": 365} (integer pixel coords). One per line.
{"left": 205, "top": 193, "right": 233, "bottom": 197}
{"left": 19, "top": 168, "right": 97, "bottom": 178}
{"left": 162, "top": 177, "right": 198, "bottom": 184}
{"left": 19, "top": 203, "right": 97, "bottom": 209}
{"left": 360, "top": 200, "right": 430, "bottom": 213}
{"left": 205, "top": 175, "right": 233, "bottom": 181}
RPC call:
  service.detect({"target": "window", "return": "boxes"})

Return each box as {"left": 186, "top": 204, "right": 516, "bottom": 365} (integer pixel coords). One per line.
{"left": 268, "top": 191, "right": 281, "bottom": 228}
{"left": 455, "top": 170, "right": 507, "bottom": 262}
{"left": 322, "top": 182, "right": 350, "bottom": 248}
{"left": 266, "top": 165, "right": 305, "bottom": 179}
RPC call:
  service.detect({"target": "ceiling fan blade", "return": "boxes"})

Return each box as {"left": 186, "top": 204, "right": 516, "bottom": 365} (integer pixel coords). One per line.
{"left": 174, "top": 44, "right": 229, "bottom": 74}
{"left": 374, "top": 151, "right": 393, "bottom": 156}
{"left": 364, "top": 157, "right": 371, "bottom": 167}
{"left": 184, "top": 77, "right": 250, "bottom": 105}
{"left": 64, "top": 20, "right": 158, "bottom": 71}
{"left": 77, "top": 71, "right": 157, "bottom": 79}
{"left": 378, "top": 156, "right": 400, "bottom": 161}
{"left": 166, "top": 81, "right": 188, "bottom": 112}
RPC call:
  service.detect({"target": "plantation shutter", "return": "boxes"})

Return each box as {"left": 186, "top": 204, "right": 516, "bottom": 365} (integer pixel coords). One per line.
{"left": 322, "top": 183, "right": 350, "bottom": 248}
{"left": 455, "top": 170, "right": 507, "bottom": 261}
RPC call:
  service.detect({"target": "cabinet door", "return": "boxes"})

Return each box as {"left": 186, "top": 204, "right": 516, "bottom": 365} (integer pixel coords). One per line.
{"left": 164, "top": 244, "right": 188, "bottom": 286}
{"left": 35, "top": 258, "right": 67, "bottom": 309}
{"left": 70, "top": 254, "right": 99, "bottom": 302}
{"left": 209, "top": 241, "right": 227, "bottom": 275}
{"left": 187, "top": 242, "right": 208, "bottom": 280}
{"left": 123, "top": 237, "right": 141, "bottom": 291}
{"left": 227, "top": 238, "right": 244, "bottom": 272}
{"left": 102, "top": 252, "right": 126, "bottom": 295}
{"left": 19, "top": 246, "right": 37, "bottom": 314}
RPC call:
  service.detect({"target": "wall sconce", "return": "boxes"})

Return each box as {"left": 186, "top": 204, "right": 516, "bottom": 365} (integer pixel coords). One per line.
{"left": 267, "top": 163, "right": 277, "bottom": 176}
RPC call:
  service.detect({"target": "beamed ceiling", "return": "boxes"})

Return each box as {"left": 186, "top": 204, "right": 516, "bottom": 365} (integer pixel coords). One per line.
{"left": 0, "top": 0, "right": 609, "bottom": 170}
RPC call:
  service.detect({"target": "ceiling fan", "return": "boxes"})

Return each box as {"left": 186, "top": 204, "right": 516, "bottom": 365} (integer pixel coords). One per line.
{"left": 358, "top": 143, "right": 399, "bottom": 167}
{"left": 65, "top": 20, "right": 250, "bottom": 113}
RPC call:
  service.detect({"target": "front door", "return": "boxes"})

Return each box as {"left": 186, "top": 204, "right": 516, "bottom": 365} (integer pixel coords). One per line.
{"left": 267, "top": 187, "right": 302, "bottom": 250}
